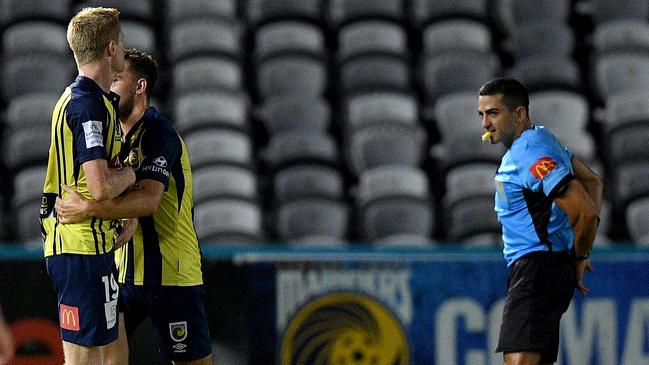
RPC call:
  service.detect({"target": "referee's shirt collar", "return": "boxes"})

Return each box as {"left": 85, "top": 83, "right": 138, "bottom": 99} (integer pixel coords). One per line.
{"left": 73, "top": 75, "right": 120, "bottom": 104}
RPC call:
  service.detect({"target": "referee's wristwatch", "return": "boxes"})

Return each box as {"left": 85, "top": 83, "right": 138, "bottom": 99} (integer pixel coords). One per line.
{"left": 574, "top": 253, "right": 590, "bottom": 262}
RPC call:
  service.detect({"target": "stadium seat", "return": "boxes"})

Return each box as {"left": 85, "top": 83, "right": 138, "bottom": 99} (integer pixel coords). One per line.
{"left": 505, "top": 21, "right": 574, "bottom": 60}
{"left": 602, "top": 91, "right": 649, "bottom": 131}
{"left": 444, "top": 163, "right": 498, "bottom": 208}
{"left": 376, "top": 234, "right": 436, "bottom": 247}
{"left": 529, "top": 91, "right": 589, "bottom": 132}
{"left": 2, "top": 55, "right": 75, "bottom": 99}
{"left": 194, "top": 199, "right": 263, "bottom": 243}
{"left": 173, "top": 57, "right": 242, "bottom": 94}
{"left": 276, "top": 198, "right": 349, "bottom": 241}
{"left": 0, "top": 0, "right": 70, "bottom": 25}
{"left": 339, "top": 55, "right": 411, "bottom": 95}
{"left": 356, "top": 165, "right": 430, "bottom": 207}
{"left": 447, "top": 195, "right": 500, "bottom": 242}
{"left": 183, "top": 129, "right": 253, "bottom": 170}
{"left": 608, "top": 123, "right": 649, "bottom": 163}
{"left": 460, "top": 232, "right": 503, "bottom": 247}
{"left": 6, "top": 93, "right": 59, "bottom": 129}
{"left": 361, "top": 198, "right": 434, "bottom": 242}
{"left": 256, "top": 55, "right": 327, "bottom": 99}
{"left": 420, "top": 50, "right": 499, "bottom": 105}
{"left": 433, "top": 92, "right": 483, "bottom": 142}
{"left": 12, "top": 166, "right": 46, "bottom": 209}
{"left": 328, "top": 0, "right": 405, "bottom": 27}
{"left": 121, "top": 21, "right": 156, "bottom": 55}
{"left": 509, "top": 55, "right": 581, "bottom": 92}
{"left": 344, "top": 92, "right": 418, "bottom": 129}
{"left": 255, "top": 96, "right": 331, "bottom": 135}
{"left": 435, "top": 134, "right": 505, "bottom": 169}
{"left": 168, "top": 19, "right": 242, "bottom": 62}
{"left": 75, "top": 0, "right": 153, "bottom": 22}
{"left": 2, "top": 21, "right": 68, "bottom": 58}
{"left": 16, "top": 201, "right": 41, "bottom": 244}
{"left": 287, "top": 235, "right": 348, "bottom": 247}
{"left": 167, "top": 0, "right": 237, "bottom": 24}
{"left": 173, "top": 91, "right": 249, "bottom": 134}
{"left": 273, "top": 165, "right": 344, "bottom": 203}
{"left": 592, "top": 20, "right": 649, "bottom": 54}
{"left": 337, "top": 21, "right": 407, "bottom": 61}
{"left": 254, "top": 21, "right": 325, "bottom": 61}
{"left": 262, "top": 132, "right": 338, "bottom": 170}
{"left": 587, "top": 0, "right": 649, "bottom": 25}
{"left": 528, "top": 91, "right": 594, "bottom": 159}
{"left": 422, "top": 19, "right": 492, "bottom": 54}
{"left": 2, "top": 127, "right": 50, "bottom": 171}
{"left": 247, "top": 0, "right": 322, "bottom": 26}
{"left": 192, "top": 166, "right": 258, "bottom": 204}
{"left": 410, "top": 0, "right": 489, "bottom": 28}
{"left": 593, "top": 53, "right": 649, "bottom": 101}
{"left": 510, "top": 0, "right": 571, "bottom": 24}
{"left": 347, "top": 122, "right": 426, "bottom": 175}
{"left": 626, "top": 196, "right": 649, "bottom": 245}
{"left": 612, "top": 162, "right": 649, "bottom": 207}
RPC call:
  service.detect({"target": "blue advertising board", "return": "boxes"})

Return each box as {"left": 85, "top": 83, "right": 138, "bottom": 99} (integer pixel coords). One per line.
{"left": 236, "top": 247, "right": 649, "bottom": 365}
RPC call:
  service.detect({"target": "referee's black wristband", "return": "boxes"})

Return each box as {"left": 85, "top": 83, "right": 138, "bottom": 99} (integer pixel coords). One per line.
{"left": 574, "top": 254, "right": 589, "bottom": 262}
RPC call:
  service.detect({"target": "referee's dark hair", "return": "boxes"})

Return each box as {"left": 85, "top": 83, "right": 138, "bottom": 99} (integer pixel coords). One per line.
{"left": 479, "top": 77, "right": 529, "bottom": 116}
{"left": 124, "top": 48, "right": 158, "bottom": 102}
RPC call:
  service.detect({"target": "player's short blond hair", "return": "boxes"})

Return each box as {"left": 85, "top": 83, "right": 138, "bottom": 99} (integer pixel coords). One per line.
{"left": 67, "top": 7, "right": 121, "bottom": 66}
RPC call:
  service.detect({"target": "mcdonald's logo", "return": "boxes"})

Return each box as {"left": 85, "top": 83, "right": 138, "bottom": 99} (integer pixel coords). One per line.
{"left": 59, "top": 304, "right": 80, "bottom": 331}
{"left": 529, "top": 157, "right": 558, "bottom": 179}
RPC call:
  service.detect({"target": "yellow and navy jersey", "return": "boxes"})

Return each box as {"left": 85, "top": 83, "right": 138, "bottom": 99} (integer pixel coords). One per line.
{"left": 41, "top": 76, "right": 124, "bottom": 257}
{"left": 115, "top": 107, "right": 203, "bottom": 286}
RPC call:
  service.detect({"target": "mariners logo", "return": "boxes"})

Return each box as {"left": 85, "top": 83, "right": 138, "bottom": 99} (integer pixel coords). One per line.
{"left": 169, "top": 321, "right": 188, "bottom": 342}
{"left": 125, "top": 148, "right": 142, "bottom": 170}
{"left": 280, "top": 292, "right": 409, "bottom": 365}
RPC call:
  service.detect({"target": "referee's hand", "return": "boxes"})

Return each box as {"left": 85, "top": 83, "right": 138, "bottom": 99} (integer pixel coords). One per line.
{"left": 575, "top": 259, "right": 593, "bottom": 295}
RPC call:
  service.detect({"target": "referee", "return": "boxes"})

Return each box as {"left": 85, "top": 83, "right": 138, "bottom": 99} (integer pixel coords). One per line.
{"left": 478, "top": 78, "right": 602, "bottom": 365}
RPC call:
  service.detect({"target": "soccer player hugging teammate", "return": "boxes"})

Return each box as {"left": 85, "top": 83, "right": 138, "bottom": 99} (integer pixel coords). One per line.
{"left": 55, "top": 48, "right": 212, "bottom": 365}
{"left": 41, "top": 7, "right": 135, "bottom": 365}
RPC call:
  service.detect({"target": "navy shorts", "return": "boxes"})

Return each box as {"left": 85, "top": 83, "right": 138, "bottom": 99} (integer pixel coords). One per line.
{"left": 119, "top": 284, "right": 212, "bottom": 362}
{"left": 46, "top": 253, "right": 119, "bottom": 346}
{"left": 496, "top": 251, "right": 576, "bottom": 363}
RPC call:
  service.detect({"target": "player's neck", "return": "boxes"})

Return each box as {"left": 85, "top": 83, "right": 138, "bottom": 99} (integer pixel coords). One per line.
{"left": 77, "top": 62, "right": 113, "bottom": 94}
{"left": 121, "top": 101, "right": 149, "bottom": 136}
{"left": 505, "top": 120, "right": 534, "bottom": 149}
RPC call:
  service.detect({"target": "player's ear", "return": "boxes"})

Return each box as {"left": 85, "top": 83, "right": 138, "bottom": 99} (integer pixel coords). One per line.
{"left": 135, "top": 78, "right": 147, "bottom": 96}
{"left": 514, "top": 105, "right": 527, "bottom": 123}
{"left": 107, "top": 40, "right": 116, "bottom": 56}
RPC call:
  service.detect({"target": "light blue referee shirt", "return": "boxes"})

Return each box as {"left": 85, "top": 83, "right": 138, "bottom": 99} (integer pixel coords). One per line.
{"left": 494, "top": 126, "right": 575, "bottom": 266}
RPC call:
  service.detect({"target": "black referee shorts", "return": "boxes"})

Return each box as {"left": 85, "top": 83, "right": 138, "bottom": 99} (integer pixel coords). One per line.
{"left": 496, "top": 251, "right": 576, "bottom": 363}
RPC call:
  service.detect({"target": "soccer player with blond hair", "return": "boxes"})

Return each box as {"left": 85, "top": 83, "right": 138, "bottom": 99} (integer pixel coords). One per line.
{"left": 40, "top": 7, "right": 135, "bottom": 365}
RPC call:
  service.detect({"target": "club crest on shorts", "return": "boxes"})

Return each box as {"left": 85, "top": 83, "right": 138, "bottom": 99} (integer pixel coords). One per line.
{"left": 169, "top": 321, "right": 188, "bottom": 342}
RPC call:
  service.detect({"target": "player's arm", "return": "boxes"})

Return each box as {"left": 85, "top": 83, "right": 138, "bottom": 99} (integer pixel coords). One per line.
{"left": 553, "top": 178, "right": 599, "bottom": 295}
{"left": 83, "top": 159, "right": 135, "bottom": 201}
{"left": 57, "top": 179, "right": 164, "bottom": 221}
{"left": 0, "top": 305, "right": 14, "bottom": 365}
{"left": 571, "top": 155, "right": 603, "bottom": 212}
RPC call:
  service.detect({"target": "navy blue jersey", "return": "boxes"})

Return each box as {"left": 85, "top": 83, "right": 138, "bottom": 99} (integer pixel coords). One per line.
{"left": 494, "top": 126, "right": 575, "bottom": 266}
{"left": 116, "top": 107, "right": 202, "bottom": 286}
{"left": 42, "top": 76, "right": 124, "bottom": 256}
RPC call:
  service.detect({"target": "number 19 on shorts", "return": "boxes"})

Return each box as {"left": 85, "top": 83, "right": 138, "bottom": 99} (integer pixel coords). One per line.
{"left": 102, "top": 274, "right": 119, "bottom": 330}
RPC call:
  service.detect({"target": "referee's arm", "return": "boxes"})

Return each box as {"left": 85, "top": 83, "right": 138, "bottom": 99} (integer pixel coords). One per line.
{"left": 571, "top": 155, "right": 603, "bottom": 213}
{"left": 554, "top": 178, "right": 599, "bottom": 295}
